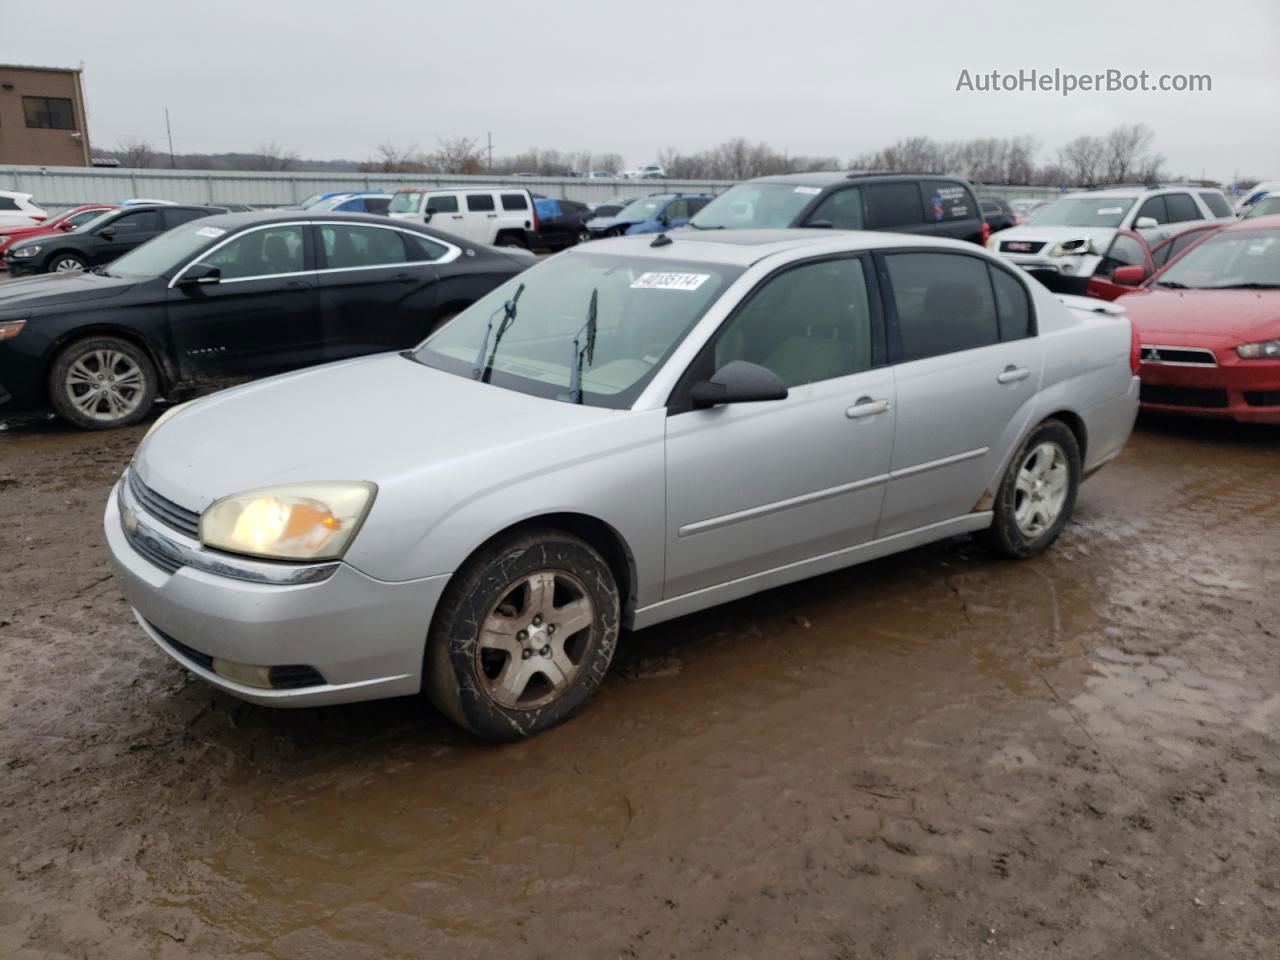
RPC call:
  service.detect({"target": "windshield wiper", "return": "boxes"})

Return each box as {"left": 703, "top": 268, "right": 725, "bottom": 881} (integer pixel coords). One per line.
{"left": 471, "top": 283, "right": 524, "bottom": 381}
{"left": 687, "top": 221, "right": 723, "bottom": 230}
{"left": 1156, "top": 280, "right": 1190, "bottom": 289}
{"left": 1210, "top": 282, "right": 1280, "bottom": 289}
{"left": 567, "top": 289, "right": 598, "bottom": 404}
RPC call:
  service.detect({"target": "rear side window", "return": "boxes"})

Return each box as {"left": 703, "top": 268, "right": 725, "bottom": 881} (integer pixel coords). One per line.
{"left": 1136, "top": 196, "right": 1169, "bottom": 224}
{"left": 1161, "top": 228, "right": 1212, "bottom": 265}
{"left": 807, "top": 187, "right": 864, "bottom": 229}
{"left": 466, "top": 193, "right": 496, "bottom": 212}
{"left": 164, "top": 208, "right": 210, "bottom": 228}
{"left": 110, "top": 210, "right": 161, "bottom": 232}
{"left": 320, "top": 224, "right": 408, "bottom": 268}
{"left": 988, "top": 265, "right": 1032, "bottom": 340}
{"left": 404, "top": 233, "right": 450, "bottom": 261}
{"left": 1198, "top": 192, "right": 1232, "bottom": 218}
{"left": 687, "top": 197, "right": 711, "bottom": 215}
{"left": 0, "top": 197, "right": 18, "bottom": 211}
{"left": 922, "top": 182, "right": 975, "bottom": 222}
{"left": 885, "top": 252, "right": 1000, "bottom": 361}
{"left": 500, "top": 193, "right": 528, "bottom": 211}
{"left": 426, "top": 195, "right": 459, "bottom": 214}
{"left": 206, "top": 226, "right": 305, "bottom": 279}
{"left": 1164, "top": 193, "right": 1200, "bottom": 223}
{"left": 865, "top": 182, "right": 924, "bottom": 229}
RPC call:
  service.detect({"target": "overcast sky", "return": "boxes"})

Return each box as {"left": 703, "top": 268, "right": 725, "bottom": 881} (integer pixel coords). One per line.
{"left": 3, "top": 0, "right": 1277, "bottom": 180}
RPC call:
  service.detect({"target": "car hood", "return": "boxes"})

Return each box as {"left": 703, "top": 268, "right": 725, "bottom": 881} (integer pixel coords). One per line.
{"left": 1120, "top": 287, "right": 1280, "bottom": 343}
{"left": 992, "top": 224, "right": 1118, "bottom": 248}
{"left": 0, "top": 271, "right": 139, "bottom": 316}
{"left": 0, "top": 222, "right": 57, "bottom": 241}
{"left": 586, "top": 216, "right": 643, "bottom": 231}
{"left": 135, "top": 352, "right": 619, "bottom": 513}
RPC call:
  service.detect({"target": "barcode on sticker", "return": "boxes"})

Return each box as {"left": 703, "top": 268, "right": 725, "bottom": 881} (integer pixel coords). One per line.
{"left": 631, "top": 272, "right": 710, "bottom": 291}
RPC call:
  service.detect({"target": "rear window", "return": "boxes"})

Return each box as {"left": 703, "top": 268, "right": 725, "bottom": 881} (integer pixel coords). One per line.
{"left": 466, "top": 194, "right": 496, "bottom": 212}
{"left": 1198, "top": 191, "right": 1232, "bottom": 218}
{"left": 1165, "top": 194, "right": 1200, "bottom": 223}
{"left": 923, "top": 182, "right": 975, "bottom": 222}
{"left": 500, "top": 193, "right": 528, "bottom": 211}
{"left": 865, "top": 182, "right": 924, "bottom": 229}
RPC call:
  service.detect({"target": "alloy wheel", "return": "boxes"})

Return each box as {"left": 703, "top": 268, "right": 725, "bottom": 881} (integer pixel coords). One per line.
{"left": 64, "top": 349, "right": 146, "bottom": 423}
{"left": 1013, "top": 441, "right": 1069, "bottom": 538}
{"left": 53, "top": 257, "right": 85, "bottom": 273}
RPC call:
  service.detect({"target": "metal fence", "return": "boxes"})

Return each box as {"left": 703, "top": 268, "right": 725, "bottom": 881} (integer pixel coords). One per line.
{"left": 3, "top": 163, "right": 1068, "bottom": 214}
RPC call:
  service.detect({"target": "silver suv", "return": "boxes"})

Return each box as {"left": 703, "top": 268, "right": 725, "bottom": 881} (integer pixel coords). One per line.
{"left": 988, "top": 185, "right": 1234, "bottom": 294}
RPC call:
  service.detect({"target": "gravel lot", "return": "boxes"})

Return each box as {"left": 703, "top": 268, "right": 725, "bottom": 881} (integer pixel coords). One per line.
{"left": 1, "top": 412, "right": 1277, "bottom": 959}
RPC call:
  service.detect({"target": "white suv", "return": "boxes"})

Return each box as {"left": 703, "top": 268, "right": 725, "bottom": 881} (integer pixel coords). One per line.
{"left": 387, "top": 187, "right": 538, "bottom": 249}
{"left": 988, "top": 185, "right": 1234, "bottom": 295}
{"left": 0, "top": 191, "right": 49, "bottom": 228}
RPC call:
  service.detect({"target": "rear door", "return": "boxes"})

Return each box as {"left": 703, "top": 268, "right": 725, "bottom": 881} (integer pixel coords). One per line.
{"left": 315, "top": 221, "right": 441, "bottom": 359}
{"left": 875, "top": 250, "right": 1042, "bottom": 537}
{"left": 166, "top": 222, "right": 321, "bottom": 381}
{"left": 919, "top": 180, "right": 982, "bottom": 242}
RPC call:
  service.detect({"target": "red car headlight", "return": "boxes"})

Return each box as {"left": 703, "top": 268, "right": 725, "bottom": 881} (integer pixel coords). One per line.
{"left": 1236, "top": 339, "right": 1280, "bottom": 359}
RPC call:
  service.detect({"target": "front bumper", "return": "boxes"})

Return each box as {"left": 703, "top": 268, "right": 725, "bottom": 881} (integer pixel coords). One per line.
{"left": 1139, "top": 354, "right": 1280, "bottom": 424}
{"left": 104, "top": 477, "right": 451, "bottom": 707}
{"left": 1002, "top": 251, "right": 1100, "bottom": 295}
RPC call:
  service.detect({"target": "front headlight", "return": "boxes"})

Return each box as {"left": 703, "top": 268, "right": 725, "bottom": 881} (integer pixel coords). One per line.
{"left": 9, "top": 245, "right": 40, "bottom": 258}
{"left": 1236, "top": 339, "right": 1280, "bottom": 359}
{"left": 142, "top": 400, "right": 194, "bottom": 441}
{"left": 200, "top": 482, "right": 377, "bottom": 561}
{"left": 1049, "top": 238, "right": 1091, "bottom": 257}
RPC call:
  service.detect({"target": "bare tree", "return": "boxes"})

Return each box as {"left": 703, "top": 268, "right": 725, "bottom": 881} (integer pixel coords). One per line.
{"left": 1104, "top": 124, "right": 1156, "bottom": 183}
{"left": 245, "top": 141, "right": 300, "bottom": 172}
{"left": 117, "top": 137, "right": 156, "bottom": 169}
{"left": 1058, "top": 135, "right": 1106, "bottom": 185}
{"left": 362, "top": 142, "right": 428, "bottom": 174}
{"left": 431, "top": 136, "right": 485, "bottom": 175}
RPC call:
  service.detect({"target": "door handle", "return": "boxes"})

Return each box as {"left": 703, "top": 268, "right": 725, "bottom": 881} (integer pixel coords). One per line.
{"left": 393, "top": 272, "right": 415, "bottom": 284}
{"left": 846, "top": 396, "right": 890, "bottom": 419}
{"left": 997, "top": 365, "right": 1030, "bottom": 384}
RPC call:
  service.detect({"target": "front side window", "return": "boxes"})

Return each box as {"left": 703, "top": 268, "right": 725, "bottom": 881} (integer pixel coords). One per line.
{"left": 164, "top": 208, "right": 211, "bottom": 228}
{"left": 206, "top": 225, "right": 305, "bottom": 279}
{"left": 426, "top": 195, "right": 459, "bottom": 214}
{"left": 885, "top": 252, "right": 1000, "bottom": 361}
{"left": 618, "top": 197, "right": 665, "bottom": 221}
{"left": 865, "top": 182, "right": 925, "bottom": 229}
{"left": 415, "top": 252, "right": 741, "bottom": 408}
{"left": 108, "top": 210, "right": 161, "bottom": 233}
{"left": 1136, "top": 196, "right": 1169, "bottom": 225}
{"left": 714, "top": 257, "right": 874, "bottom": 388}
{"left": 1164, "top": 194, "right": 1200, "bottom": 223}
{"left": 320, "top": 224, "right": 407, "bottom": 268}
{"left": 67, "top": 209, "right": 108, "bottom": 228}
{"left": 22, "top": 96, "right": 75, "bottom": 130}
{"left": 807, "top": 188, "right": 864, "bottom": 229}
{"left": 689, "top": 182, "right": 819, "bottom": 229}
{"left": 466, "top": 193, "right": 496, "bottom": 212}
{"left": 664, "top": 198, "right": 691, "bottom": 221}
{"left": 1100, "top": 233, "right": 1147, "bottom": 274}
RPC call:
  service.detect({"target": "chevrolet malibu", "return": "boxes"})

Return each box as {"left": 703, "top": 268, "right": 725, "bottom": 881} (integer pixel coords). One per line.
{"left": 105, "top": 230, "right": 1140, "bottom": 739}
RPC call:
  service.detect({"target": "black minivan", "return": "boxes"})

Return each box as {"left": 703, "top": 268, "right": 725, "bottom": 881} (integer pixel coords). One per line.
{"left": 686, "top": 172, "right": 987, "bottom": 245}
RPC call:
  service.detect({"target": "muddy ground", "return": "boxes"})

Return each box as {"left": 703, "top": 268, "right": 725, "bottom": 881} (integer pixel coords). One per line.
{"left": 0, "top": 412, "right": 1277, "bottom": 959}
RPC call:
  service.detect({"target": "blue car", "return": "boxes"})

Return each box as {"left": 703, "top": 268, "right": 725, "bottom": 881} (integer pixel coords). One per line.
{"left": 584, "top": 193, "right": 714, "bottom": 239}
{"left": 311, "top": 192, "right": 393, "bottom": 215}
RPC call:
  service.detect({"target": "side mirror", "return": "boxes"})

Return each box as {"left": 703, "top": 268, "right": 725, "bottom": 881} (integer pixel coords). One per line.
{"left": 97, "top": 226, "right": 116, "bottom": 240}
{"left": 59, "top": 221, "right": 76, "bottom": 232}
{"left": 690, "top": 360, "right": 788, "bottom": 408}
{"left": 1112, "top": 265, "right": 1147, "bottom": 286}
{"left": 1134, "top": 216, "right": 1158, "bottom": 230}
{"left": 423, "top": 210, "right": 435, "bottom": 223}
{"left": 178, "top": 263, "right": 221, "bottom": 286}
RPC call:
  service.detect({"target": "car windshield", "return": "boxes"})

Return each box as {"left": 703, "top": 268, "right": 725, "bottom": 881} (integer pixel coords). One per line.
{"left": 104, "top": 221, "right": 225, "bottom": 281}
{"left": 296, "top": 193, "right": 329, "bottom": 209}
{"left": 689, "top": 183, "right": 818, "bottom": 230}
{"left": 1157, "top": 229, "right": 1280, "bottom": 289}
{"left": 414, "top": 251, "right": 741, "bottom": 408}
{"left": 1244, "top": 197, "right": 1280, "bottom": 219}
{"left": 389, "top": 191, "right": 423, "bottom": 213}
{"left": 313, "top": 194, "right": 355, "bottom": 211}
{"left": 617, "top": 197, "right": 664, "bottom": 220}
{"left": 1026, "top": 196, "right": 1136, "bottom": 228}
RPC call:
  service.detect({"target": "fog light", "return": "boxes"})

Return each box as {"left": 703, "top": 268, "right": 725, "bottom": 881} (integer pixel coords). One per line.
{"left": 212, "top": 658, "right": 273, "bottom": 689}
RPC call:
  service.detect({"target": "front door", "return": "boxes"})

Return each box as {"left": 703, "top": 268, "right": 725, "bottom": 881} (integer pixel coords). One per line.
{"left": 90, "top": 208, "right": 165, "bottom": 266}
{"left": 875, "top": 250, "right": 1043, "bottom": 537}
{"left": 1086, "top": 231, "right": 1153, "bottom": 301}
{"left": 664, "top": 255, "right": 895, "bottom": 599}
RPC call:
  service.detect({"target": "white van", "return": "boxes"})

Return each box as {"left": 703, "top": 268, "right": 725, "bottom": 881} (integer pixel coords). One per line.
{"left": 387, "top": 187, "right": 538, "bottom": 248}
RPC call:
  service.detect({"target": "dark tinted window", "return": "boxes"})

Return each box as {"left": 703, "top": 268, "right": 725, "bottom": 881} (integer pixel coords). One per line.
{"left": 664, "top": 198, "right": 691, "bottom": 220}
{"left": 981, "top": 201, "right": 1000, "bottom": 214}
{"left": 22, "top": 96, "right": 74, "bottom": 129}
{"left": 0, "top": 197, "right": 17, "bottom": 211}
{"left": 320, "top": 224, "right": 408, "bottom": 268}
{"left": 164, "top": 208, "right": 210, "bottom": 228}
{"left": 109, "top": 210, "right": 161, "bottom": 233}
{"left": 807, "top": 187, "right": 864, "bottom": 229}
{"left": 923, "top": 182, "right": 975, "bottom": 222}
{"left": 500, "top": 193, "right": 528, "bottom": 211}
{"left": 365, "top": 197, "right": 391, "bottom": 215}
{"left": 1159, "top": 228, "right": 1213, "bottom": 266}
{"left": 426, "top": 195, "right": 459, "bottom": 213}
{"left": 886, "top": 253, "right": 999, "bottom": 361}
{"left": 989, "top": 265, "right": 1032, "bottom": 340}
{"left": 865, "top": 182, "right": 923, "bottom": 229}
{"left": 404, "top": 232, "right": 450, "bottom": 261}
{"left": 466, "top": 193, "right": 496, "bottom": 212}
{"left": 1165, "top": 193, "right": 1200, "bottom": 223}
{"left": 206, "top": 225, "right": 305, "bottom": 279}
{"left": 1136, "top": 196, "right": 1169, "bottom": 224}
{"left": 1198, "top": 192, "right": 1232, "bottom": 218}
{"left": 715, "top": 257, "right": 874, "bottom": 387}
{"left": 687, "top": 197, "right": 711, "bottom": 215}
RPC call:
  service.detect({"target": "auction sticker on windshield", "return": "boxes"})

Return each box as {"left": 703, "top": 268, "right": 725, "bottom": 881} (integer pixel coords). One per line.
{"left": 630, "top": 272, "right": 710, "bottom": 291}
{"left": 195, "top": 226, "right": 226, "bottom": 239}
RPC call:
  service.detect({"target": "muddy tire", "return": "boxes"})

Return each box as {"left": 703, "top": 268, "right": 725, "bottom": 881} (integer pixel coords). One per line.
{"left": 425, "top": 529, "right": 620, "bottom": 740}
{"left": 981, "top": 418, "right": 1080, "bottom": 559}
{"left": 48, "top": 336, "right": 158, "bottom": 430}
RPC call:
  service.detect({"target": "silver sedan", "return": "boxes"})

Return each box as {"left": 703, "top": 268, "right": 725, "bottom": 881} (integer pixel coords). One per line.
{"left": 105, "top": 230, "right": 1140, "bottom": 739}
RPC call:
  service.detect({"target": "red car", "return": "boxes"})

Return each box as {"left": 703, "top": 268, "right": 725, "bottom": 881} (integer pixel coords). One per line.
{"left": 0, "top": 204, "right": 117, "bottom": 261}
{"left": 1083, "top": 222, "right": 1225, "bottom": 302}
{"left": 1115, "top": 216, "right": 1280, "bottom": 424}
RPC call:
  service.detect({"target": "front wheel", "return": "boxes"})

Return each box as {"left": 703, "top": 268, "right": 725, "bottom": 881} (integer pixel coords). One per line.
{"left": 48, "top": 253, "right": 88, "bottom": 274}
{"left": 48, "top": 336, "right": 158, "bottom": 430}
{"left": 981, "top": 419, "right": 1080, "bottom": 558}
{"left": 425, "top": 529, "right": 620, "bottom": 740}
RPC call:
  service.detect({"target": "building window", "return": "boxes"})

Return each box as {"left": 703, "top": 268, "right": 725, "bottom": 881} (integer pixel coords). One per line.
{"left": 22, "top": 96, "right": 76, "bottom": 130}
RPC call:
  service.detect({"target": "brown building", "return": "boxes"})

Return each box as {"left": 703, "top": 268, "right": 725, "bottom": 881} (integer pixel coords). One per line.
{"left": 0, "top": 64, "right": 92, "bottom": 167}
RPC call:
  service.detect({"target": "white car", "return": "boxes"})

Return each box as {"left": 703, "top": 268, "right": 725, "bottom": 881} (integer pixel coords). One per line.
{"left": 1234, "top": 181, "right": 1280, "bottom": 217}
{"left": 0, "top": 191, "right": 49, "bottom": 228}
{"left": 387, "top": 186, "right": 538, "bottom": 249}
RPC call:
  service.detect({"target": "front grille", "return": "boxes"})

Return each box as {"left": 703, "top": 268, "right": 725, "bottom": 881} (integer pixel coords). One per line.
{"left": 128, "top": 469, "right": 200, "bottom": 539}
{"left": 1140, "top": 345, "right": 1218, "bottom": 366}
{"left": 1141, "top": 384, "right": 1229, "bottom": 408}
{"left": 1244, "top": 390, "right": 1280, "bottom": 407}
{"left": 128, "top": 530, "right": 183, "bottom": 575}
{"left": 1000, "top": 240, "right": 1045, "bottom": 254}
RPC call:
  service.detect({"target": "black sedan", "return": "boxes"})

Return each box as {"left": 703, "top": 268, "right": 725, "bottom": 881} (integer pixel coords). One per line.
{"left": 3, "top": 204, "right": 226, "bottom": 276}
{"left": 980, "top": 198, "right": 1016, "bottom": 234}
{"left": 0, "top": 211, "right": 535, "bottom": 429}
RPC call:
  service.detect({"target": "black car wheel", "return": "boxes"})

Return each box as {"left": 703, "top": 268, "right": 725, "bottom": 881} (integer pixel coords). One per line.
{"left": 48, "top": 253, "right": 88, "bottom": 274}
{"left": 425, "top": 528, "right": 620, "bottom": 740}
{"left": 48, "top": 336, "right": 158, "bottom": 430}
{"left": 495, "top": 234, "right": 528, "bottom": 249}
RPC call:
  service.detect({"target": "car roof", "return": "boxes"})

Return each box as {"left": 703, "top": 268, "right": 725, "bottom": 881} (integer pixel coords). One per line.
{"left": 186, "top": 210, "right": 428, "bottom": 229}
{"left": 574, "top": 229, "right": 959, "bottom": 267}
{"left": 746, "top": 171, "right": 969, "bottom": 188}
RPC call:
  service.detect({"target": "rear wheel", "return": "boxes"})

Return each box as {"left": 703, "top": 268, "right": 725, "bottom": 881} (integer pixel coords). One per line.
{"left": 48, "top": 253, "right": 88, "bottom": 274}
{"left": 48, "top": 336, "right": 158, "bottom": 430}
{"left": 495, "top": 233, "right": 528, "bottom": 249}
{"left": 425, "top": 529, "right": 620, "bottom": 740}
{"left": 982, "top": 418, "right": 1080, "bottom": 558}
